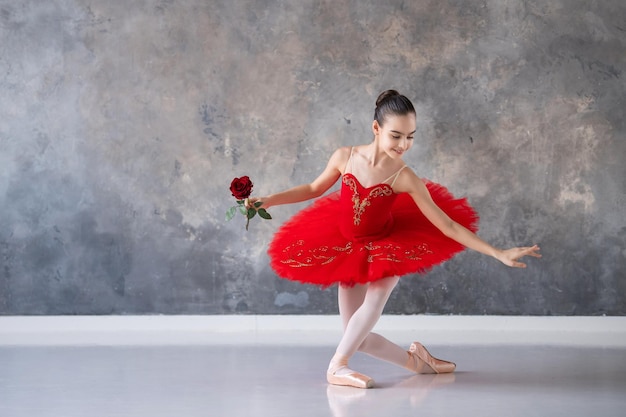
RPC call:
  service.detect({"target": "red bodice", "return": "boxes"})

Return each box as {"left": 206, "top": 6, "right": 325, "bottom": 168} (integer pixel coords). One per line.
{"left": 339, "top": 173, "right": 398, "bottom": 242}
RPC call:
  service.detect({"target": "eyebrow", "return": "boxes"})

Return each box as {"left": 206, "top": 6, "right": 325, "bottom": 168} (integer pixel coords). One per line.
{"left": 390, "top": 130, "right": 416, "bottom": 135}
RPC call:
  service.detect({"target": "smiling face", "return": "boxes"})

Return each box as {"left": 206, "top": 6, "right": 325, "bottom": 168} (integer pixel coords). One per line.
{"left": 372, "top": 113, "right": 416, "bottom": 159}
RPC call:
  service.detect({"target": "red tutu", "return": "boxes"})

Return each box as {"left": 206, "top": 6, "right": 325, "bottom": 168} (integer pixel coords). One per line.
{"left": 268, "top": 174, "right": 479, "bottom": 287}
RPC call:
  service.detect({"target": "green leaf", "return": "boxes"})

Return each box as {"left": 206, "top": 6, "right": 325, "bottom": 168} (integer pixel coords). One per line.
{"left": 254, "top": 201, "right": 263, "bottom": 208}
{"left": 247, "top": 208, "right": 257, "bottom": 219}
{"left": 236, "top": 200, "right": 245, "bottom": 205}
{"left": 238, "top": 206, "right": 247, "bottom": 216}
{"left": 258, "top": 208, "right": 272, "bottom": 220}
{"left": 225, "top": 206, "right": 237, "bottom": 221}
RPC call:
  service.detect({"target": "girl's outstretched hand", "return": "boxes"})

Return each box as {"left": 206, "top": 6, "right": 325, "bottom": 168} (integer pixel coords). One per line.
{"left": 496, "top": 245, "right": 541, "bottom": 268}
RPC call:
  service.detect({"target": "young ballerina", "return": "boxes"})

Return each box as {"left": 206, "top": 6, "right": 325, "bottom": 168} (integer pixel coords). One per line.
{"left": 248, "top": 90, "right": 541, "bottom": 389}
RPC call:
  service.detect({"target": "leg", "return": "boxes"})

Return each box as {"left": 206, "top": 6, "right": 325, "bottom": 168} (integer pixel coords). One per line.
{"left": 334, "top": 277, "right": 456, "bottom": 378}
{"left": 327, "top": 276, "right": 400, "bottom": 388}
{"left": 335, "top": 275, "right": 400, "bottom": 358}
{"left": 337, "top": 280, "right": 408, "bottom": 368}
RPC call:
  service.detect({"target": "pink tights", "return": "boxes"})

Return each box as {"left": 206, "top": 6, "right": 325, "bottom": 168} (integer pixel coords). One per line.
{"left": 329, "top": 276, "right": 409, "bottom": 374}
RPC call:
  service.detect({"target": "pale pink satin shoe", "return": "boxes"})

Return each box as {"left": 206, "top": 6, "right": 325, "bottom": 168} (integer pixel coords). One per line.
{"left": 405, "top": 342, "right": 456, "bottom": 374}
{"left": 327, "top": 357, "right": 374, "bottom": 389}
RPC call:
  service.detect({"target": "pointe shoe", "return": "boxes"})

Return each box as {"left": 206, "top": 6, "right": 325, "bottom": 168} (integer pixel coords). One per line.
{"left": 405, "top": 342, "right": 456, "bottom": 374}
{"left": 327, "top": 366, "right": 374, "bottom": 389}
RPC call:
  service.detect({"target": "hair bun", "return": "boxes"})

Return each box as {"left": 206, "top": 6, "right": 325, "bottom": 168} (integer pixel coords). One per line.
{"left": 373, "top": 89, "right": 415, "bottom": 125}
{"left": 376, "top": 89, "right": 400, "bottom": 108}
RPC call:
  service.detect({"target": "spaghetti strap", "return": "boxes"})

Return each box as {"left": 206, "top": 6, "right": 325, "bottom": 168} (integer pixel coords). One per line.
{"left": 344, "top": 147, "right": 355, "bottom": 174}
{"left": 385, "top": 165, "right": 407, "bottom": 187}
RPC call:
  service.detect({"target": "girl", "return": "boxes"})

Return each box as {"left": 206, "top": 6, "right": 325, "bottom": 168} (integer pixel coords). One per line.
{"left": 248, "top": 90, "right": 541, "bottom": 389}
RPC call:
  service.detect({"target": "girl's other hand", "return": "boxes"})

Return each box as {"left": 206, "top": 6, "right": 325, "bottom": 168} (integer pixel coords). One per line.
{"left": 496, "top": 245, "right": 542, "bottom": 268}
{"left": 245, "top": 197, "right": 265, "bottom": 209}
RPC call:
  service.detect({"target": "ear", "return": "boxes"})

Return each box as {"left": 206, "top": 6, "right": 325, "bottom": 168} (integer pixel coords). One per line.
{"left": 372, "top": 120, "right": 381, "bottom": 136}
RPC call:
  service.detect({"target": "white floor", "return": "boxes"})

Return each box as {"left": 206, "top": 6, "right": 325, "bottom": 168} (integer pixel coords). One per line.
{"left": 1, "top": 343, "right": 625, "bottom": 416}
{"left": 1, "top": 316, "right": 625, "bottom": 417}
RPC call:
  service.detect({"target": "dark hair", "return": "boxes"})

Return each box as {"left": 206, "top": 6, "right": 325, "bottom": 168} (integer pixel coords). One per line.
{"left": 374, "top": 90, "right": 415, "bottom": 126}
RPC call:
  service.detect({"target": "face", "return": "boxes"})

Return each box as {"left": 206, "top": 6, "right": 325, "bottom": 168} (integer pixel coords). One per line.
{"left": 372, "top": 113, "right": 416, "bottom": 159}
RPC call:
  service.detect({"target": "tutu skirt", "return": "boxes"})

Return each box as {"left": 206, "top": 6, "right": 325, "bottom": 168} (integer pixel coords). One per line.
{"left": 268, "top": 179, "right": 479, "bottom": 287}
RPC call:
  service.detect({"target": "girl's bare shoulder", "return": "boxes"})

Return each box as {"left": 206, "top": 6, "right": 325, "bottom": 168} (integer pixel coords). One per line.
{"left": 334, "top": 146, "right": 353, "bottom": 157}
{"left": 328, "top": 146, "right": 352, "bottom": 166}
{"left": 394, "top": 165, "right": 424, "bottom": 192}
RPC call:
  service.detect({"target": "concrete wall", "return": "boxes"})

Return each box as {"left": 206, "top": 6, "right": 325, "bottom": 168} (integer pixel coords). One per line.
{"left": 0, "top": 0, "right": 624, "bottom": 315}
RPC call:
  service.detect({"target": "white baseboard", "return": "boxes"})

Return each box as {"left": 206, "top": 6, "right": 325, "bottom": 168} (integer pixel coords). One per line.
{"left": 1, "top": 315, "right": 625, "bottom": 347}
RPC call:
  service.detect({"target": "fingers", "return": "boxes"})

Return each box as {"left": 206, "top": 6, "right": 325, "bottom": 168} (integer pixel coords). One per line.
{"left": 245, "top": 197, "right": 266, "bottom": 210}
{"left": 244, "top": 197, "right": 256, "bottom": 209}
{"left": 529, "top": 245, "right": 542, "bottom": 258}
{"left": 508, "top": 253, "right": 526, "bottom": 268}
{"left": 520, "top": 245, "right": 541, "bottom": 258}
{"left": 506, "top": 244, "right": 540, "bottom": 268}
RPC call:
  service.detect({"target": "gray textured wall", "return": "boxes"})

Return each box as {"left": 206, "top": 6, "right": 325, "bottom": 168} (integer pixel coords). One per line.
{"left": 1, "top": 0, "right": 624, "bottom": 315}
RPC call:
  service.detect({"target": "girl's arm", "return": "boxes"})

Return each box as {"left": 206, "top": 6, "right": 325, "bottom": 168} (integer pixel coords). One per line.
{"left": 249, "top": 147, "right": 349, "bottom": 209}
{"left": 395, "top": 169, "right": 541, "bottom": 268}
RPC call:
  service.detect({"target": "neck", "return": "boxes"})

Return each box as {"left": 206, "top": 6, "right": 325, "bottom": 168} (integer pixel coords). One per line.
{"left": 364, "top": 141, "right": 391, "bottom": 167}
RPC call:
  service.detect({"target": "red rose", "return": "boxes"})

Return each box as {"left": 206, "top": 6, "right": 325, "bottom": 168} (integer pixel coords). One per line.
{"left": 230, "top": 176, "right": 253, "bottom": 200}
{"left": 226, "top": 175, "right": 271, "bottom": 230}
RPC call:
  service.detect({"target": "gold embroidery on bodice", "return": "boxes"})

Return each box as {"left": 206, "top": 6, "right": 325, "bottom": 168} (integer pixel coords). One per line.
{"left": 343, "top": 176, "right": 393, "bottom": 225}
